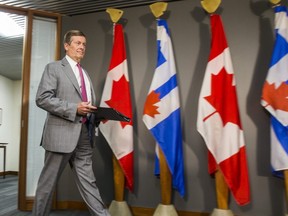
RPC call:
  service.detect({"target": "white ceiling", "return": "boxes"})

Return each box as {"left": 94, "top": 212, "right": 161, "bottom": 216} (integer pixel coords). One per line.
{"left": 0, "top": 0, "right": 180, "bottom": 16}
{"left": 0, "top": 12, "right": 25, "bottom": 80}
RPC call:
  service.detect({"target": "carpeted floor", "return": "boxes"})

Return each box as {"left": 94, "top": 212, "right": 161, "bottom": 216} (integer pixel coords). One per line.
{"left": 0, "top": 175, "right": 90, "bottom": 216}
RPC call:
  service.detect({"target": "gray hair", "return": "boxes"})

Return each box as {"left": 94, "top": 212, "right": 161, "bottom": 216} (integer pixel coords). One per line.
{"left": 63, "top": 30, "right": 86, "bottom": 45}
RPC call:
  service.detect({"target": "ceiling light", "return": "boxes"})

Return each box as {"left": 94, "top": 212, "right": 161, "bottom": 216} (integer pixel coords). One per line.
{"left": 0, "top": 12, "right": 24, "bottom": 37}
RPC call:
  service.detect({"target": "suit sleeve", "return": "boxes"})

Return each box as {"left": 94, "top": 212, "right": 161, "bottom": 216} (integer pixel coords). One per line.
{"left": 35, "top": 63, "right": 78, "bottom": 122}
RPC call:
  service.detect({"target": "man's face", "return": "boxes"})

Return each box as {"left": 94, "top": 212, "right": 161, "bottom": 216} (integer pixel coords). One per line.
{"left": 64, "top": 35, "right": 86, "bottom": 62}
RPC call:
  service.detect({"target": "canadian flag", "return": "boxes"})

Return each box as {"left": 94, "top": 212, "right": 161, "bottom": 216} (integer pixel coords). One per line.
{"left": 197, "top": 15, "right": 250, "bottom": 205}
{"left": 99, "top": 23, "right": 133, "bottom": 191}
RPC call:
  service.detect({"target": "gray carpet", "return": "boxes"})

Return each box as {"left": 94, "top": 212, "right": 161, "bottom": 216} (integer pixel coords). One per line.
{"left": 0, "top": 175, "right": 90, "bottom": 216}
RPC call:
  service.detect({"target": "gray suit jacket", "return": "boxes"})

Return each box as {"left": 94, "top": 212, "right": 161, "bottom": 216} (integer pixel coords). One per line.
{"left": 36, "top": 57, "right": 97, "bottom": 153}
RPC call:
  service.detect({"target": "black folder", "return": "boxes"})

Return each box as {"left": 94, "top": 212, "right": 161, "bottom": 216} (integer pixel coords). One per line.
{"left": 93, "top": 107, "right": 131, "bottom": 122}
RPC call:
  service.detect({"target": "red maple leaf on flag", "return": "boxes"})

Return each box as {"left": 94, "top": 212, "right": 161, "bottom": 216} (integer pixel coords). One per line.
{"left": 204, "top": 67, "right": 242, "bottom": 129}
{"left": 262, "top": 81, "right": 288, "bottom": 111}
{"left": 105, "top": 75, "right": 132, "bottom": 128}
{"left": 143, "top": 91, "right": 160, "bottom": 118}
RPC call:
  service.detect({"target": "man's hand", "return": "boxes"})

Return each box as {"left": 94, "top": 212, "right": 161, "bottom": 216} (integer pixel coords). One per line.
{"left": 77, "top": 101, "right": 97, "bottom": 116}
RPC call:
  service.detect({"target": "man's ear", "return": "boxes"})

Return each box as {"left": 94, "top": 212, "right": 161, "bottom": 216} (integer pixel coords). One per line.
{"left": 64, "top": 43, "right": 69, "bottom": 51}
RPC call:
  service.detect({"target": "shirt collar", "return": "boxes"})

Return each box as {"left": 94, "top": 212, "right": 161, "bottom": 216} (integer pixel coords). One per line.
{"left": 65, "top": 55, "right": 78, "bottom": 68}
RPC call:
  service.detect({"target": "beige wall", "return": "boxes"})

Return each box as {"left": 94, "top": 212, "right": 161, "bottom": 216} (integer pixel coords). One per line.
{"left": 0, "top": 75, "right": 21, "bottom": 172}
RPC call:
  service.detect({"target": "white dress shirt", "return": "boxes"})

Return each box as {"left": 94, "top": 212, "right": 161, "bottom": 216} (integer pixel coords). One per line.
{"left": 65, "top": 55, "right": 92, "bottom": 103}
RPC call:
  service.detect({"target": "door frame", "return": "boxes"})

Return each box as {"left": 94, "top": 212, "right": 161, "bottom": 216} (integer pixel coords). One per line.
{"left": 0, "top": 4, "right": 61, "bottom": 211}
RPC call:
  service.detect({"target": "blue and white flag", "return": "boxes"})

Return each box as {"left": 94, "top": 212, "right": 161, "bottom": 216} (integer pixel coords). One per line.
{"left": 143, "top": 19, "right": 185, "bottom": 197}
{"left": 261, "top": 6, "right": 288, "bottom": 176}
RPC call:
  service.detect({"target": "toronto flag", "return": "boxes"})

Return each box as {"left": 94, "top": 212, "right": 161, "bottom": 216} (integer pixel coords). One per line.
{"left": 261, "top": 6, "right": 288, "bottom": 177}
{"left": 143, "top": 19, "right": 185, "bottom": 197}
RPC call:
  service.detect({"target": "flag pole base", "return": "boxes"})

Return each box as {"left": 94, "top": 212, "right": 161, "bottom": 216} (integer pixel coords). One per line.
{"left": 153, "top": 204, "right": 178, "bottom": 216}
{"left": 210, "top": 208, "right": 234, "bottom": 216}
{"left": 108, "top": 200, "right": 132, "bottom": 216}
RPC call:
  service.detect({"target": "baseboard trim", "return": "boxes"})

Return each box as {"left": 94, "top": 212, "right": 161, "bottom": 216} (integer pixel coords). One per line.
{"left": 56, "top": 201, "right": 209, "bottom": 216}
{"left": 0, "top": 171, "right": 18, "bottom": 176}
{"left": 23, "top": 198, "right": 209, "bottom": 216}
{"left": 57, "top": 200, "right": 88, "bottom": 210}
{"left": 25, "top": 197, "right": 34, "bottom": 210}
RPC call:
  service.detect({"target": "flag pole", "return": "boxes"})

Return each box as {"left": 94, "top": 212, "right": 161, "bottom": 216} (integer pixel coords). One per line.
{"left": 105, "top": 8, "right": 132, "bottom": 216}
{"left": 200, "top": 1, "right": 233, "bottom": 215}
{"left": 215, "top": 169, "right": 228, "bottom": 209}
{"left": 112, "top": 155, "right": 125, "bottom": 201}
{"left": 284, "top": 170, "right": 288, "bottom": 214}
{"left": 159, "top": 147, "right": 172, "bottom": 205}
{"left": 149, "top": 2, "right": 178, "bottom": 216}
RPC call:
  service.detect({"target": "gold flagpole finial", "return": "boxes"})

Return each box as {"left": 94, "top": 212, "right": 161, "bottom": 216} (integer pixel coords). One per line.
{"left": 106, "top": 8, "right": 124, "bottom": 23}
{"left": 269, "top": 0, "right": 281, "bottom": 6}
{"left": 150, "top": 2, "right": 168, "bottom": 18}
{"left": 201, "top": 0, "right": 221, "bottom": 14}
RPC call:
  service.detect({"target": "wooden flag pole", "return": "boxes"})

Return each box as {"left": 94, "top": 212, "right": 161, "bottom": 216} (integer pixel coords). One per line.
{"left": 215, "top": 169, "right": 229, "bottom": 209}
{"left": 159, "top": 147, "right": 172, "bottom": 205}
{"left": 284, "top": 170, "right": 288, "bottom": 211}
{"left": 112, "top": 155, "right": 125, "bottom": 201}
{"left": 211, "top": 169, "right": 234, "bottom": 216}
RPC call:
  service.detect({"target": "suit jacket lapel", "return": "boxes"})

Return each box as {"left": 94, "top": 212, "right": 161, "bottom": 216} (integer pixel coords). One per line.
{"left": 83, "top": 68, "right": 96, "bottom": 105}
{"left": 61, "top": 58, "right": 82, "bottom": 97}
